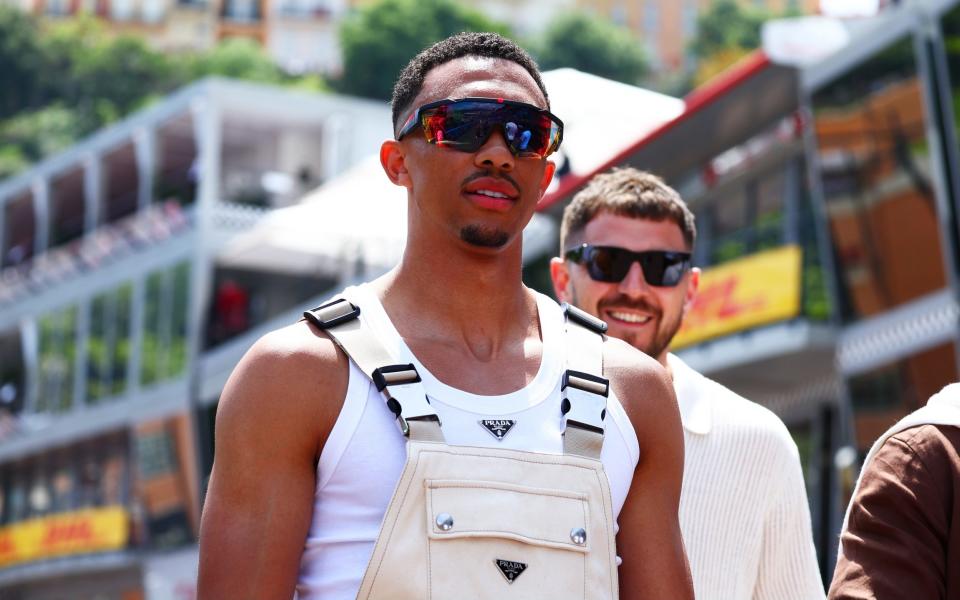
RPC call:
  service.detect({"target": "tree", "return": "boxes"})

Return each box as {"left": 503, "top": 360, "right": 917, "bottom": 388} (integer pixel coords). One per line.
{"left": 336, "top": 0, "right": 511, "bottom": 100}
{"left": 0, "top": 12, "right": 322, "bottom": 179}
{"left": 185, "top": 38, "right": 288, "bottom": 83}
{"left": 0, "top": 105, "right": 81, "bottom": 178}
{"left": 0, "top": 7, "right": 47, "bottom": 119}
{"left": 534, "top": 11, "right": 648, "bottom": 85}
{"left": 690, "top": 0, "right": 772, "bottom": 85}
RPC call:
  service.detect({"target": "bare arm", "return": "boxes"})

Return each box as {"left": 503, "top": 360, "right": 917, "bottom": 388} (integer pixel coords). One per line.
{"left": 606, "top": 339, "right": 694, "bottom": 600}
{"left": 197, "top": 323, "right": 347, "bottom": 600}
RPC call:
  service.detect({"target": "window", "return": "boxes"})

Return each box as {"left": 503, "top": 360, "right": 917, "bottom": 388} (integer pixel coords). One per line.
{"left": 37, "top": 306, "right": 77, "bottom": 413}
{"left": 49, "top": 168, "right": 86, "bottom": 247}
{"left": 87, "top": 283, "right": 133, "bottom": 403}
{"left": 813, "top": 36, "right": 946, "bottom": 322}
{"left": 142, "top": 262, "right": 190, "bottom": 386}
{"left": 2, "top": 192, "right": 35, "bottom": 268}
{"left": 0, "top": 328, "right": 26, "bottom": 416}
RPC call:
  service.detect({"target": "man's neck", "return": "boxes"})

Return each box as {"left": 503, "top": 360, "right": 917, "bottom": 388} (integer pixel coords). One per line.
{"left": 374, "top": 235, "right": 535, "bottom": 355}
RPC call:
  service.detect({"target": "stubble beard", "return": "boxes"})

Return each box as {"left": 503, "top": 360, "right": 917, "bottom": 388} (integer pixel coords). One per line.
{"left": 461, "top": 225, "right": 509, "bottom": 248}
{"left": 583, "top": 288, "right": 683, "bottom": 363}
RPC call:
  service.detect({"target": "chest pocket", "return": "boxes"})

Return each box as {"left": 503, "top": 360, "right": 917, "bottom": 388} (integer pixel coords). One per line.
{"left": 425, "top": 479, "right": 589, "bottom": 599}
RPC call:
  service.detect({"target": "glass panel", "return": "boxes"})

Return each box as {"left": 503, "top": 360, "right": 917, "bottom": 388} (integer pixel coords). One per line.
{"left": 0, "top": 328, "right": 26, "bottom": 416}
{"left": 87, "top": 283, "right": 133, "bottom": 403}
{"left": 710, "top": 188, "right": 749, "bottom": 263}
{"left": 940, "top": 5, "right": 960, "bottom": 146}
{"left": 813, "top": 36, "right": 946, "bottom": 322}
{"left": 2, "top": 192, "right": 35, "bottom": 268}
{"left": 36, "top": 306, "right": 77, "bottom": 413}
{"left": 50, "top": 168, "right": 86, "bottom": 247}
{"left": 755, "top": 170, "right": 786, "bottom": 251}
{"left": 846, "top": 342, "right": 958, "bottom": 457}
{"left": 104, "top": 143, "right": 140, "bottom": 223}
{"left": 800, "top": 185, "right": 831, "bottom": 321}
{"left": 142, "top": 261, "right": 190, "bottom": 385}
{"left": 156, "top": 116, "right": 198, "bottom": 207}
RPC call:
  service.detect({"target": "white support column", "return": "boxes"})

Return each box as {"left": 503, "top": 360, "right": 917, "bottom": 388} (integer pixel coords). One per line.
{"left": 20, "top": 319, "right": 39, "bottom": 415}
{"left": 83, "top": 154, "right": 103, "bottom": 233}
{"left": 135, "top": 126, "right": 157, "bottom": 211}
{"left": 187, "top": 96, "right": 222, "bottom": 392}
{"left": 32, "top": 177, "right": 50, "bottom": 254}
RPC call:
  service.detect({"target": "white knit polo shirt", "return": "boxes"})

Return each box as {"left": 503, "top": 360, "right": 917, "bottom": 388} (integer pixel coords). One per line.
{"left": 669, "top": 354, "right": 825, "bottom": 600}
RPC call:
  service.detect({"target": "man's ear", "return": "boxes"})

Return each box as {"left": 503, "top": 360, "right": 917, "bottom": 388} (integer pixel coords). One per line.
{"left": 380, "top": 140, "right": 412, "bottom": 189}
{"left": 538, "top": 160, "right": 557, "bottom": 198}
{"left": 681, "top": 267, "right": 700, "bottom": 318}
{"left": 549, "top": 256, "right": 572, "bottom": 302}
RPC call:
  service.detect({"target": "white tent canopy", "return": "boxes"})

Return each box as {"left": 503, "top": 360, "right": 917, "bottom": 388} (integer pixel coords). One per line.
{"left": 219, "top": 69, "right": 683, "bottom": 276}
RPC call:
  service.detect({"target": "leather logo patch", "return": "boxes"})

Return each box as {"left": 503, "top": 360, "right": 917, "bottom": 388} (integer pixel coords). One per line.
{"left": 479, "top": 419, "right": 516, "bottom": 441}
{"left": 494, "top": 559, "right": 527, "bottom": 583}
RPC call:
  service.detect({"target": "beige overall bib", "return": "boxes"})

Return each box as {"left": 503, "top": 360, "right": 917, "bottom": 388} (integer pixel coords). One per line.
{"left": 304, "top": 298, "right": 620, "bottom": 600}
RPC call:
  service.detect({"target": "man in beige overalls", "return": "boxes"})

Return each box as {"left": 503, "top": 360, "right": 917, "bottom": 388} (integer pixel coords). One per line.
{"left": 198, "top": 33, "right": 693, "bottom": 600}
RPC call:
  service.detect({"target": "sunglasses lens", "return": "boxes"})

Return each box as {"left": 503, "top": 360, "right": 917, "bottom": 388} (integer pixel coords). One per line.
{"left": 419, "top": 100, "right": 559, "bottom": 158}
{"left": 584, "top": 247, "right": 625, "bottom": 283}
{"left": 502, "top": 112, "right": 557, "bottom": 158}
{"left": 577, "top": 246, "right": 689, "bottom": 287}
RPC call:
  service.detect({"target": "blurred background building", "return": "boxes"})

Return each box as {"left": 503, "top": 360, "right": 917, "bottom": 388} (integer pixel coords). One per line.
{"left": 540, "top": 0, "right": 960, "bottom": 581}
{"left": 0, "top": 0, "right": 953, "bottom": 597}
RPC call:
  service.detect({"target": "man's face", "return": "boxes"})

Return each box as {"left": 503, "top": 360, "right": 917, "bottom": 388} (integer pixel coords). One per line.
{"left": 550, "top": 212, "right": 699, "bottom": 364}
{"left": 382, "top": 56, "right": 556, "bottom": 253}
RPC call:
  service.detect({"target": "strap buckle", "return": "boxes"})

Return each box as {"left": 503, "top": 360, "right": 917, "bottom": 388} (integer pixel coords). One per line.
{"left": 561, "top": 369, "right": 608, "bottom": 434}
{"left": 561, "top": 303, "right": 608, "bottom": 334}
{"left": 303, "top": 298, "right": 360, "bottom": 329}
{"left": 372, "top": 364, "right": 440, "bottom": 436}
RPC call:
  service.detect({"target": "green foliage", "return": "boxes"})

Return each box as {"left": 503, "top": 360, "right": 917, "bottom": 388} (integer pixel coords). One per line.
{"left": 336, "top": 0, "right": 511, "bottom": 100}
{"left": 0, "top": 12, "right": 322, "bottom": 180}
{"left": 0, "top": 7, "right": 46, "bottom": 119}
{"left": 691, "top": 0, "right": 770, "bottom": 60}
{"left": 0, "top": 105, "right": 82, "bottom": 177}
{"left": 184, "top": 37, "right": 287, "bottom": 83}
{"left": 533, "top": 11, "right": 648, "bottom": 85}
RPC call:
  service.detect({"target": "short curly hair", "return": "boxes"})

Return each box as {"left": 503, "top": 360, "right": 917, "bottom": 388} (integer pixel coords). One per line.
{"left": 560, "top": 168, "right": 697, "bottom": 252}
{"left": 391, "top": 32, "right": 549, "bottom": 134}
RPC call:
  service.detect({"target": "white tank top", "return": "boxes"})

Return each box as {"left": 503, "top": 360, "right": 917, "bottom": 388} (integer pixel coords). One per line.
{"left": 295, "top": 284, "right": 640, "bottom": 599}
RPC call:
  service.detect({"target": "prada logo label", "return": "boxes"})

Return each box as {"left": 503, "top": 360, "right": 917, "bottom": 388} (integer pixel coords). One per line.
{"left": 494, "top": 559, "right": 527, "bottom": 583}
{"left": 479, "top": 419, "right": 516, "bottom": 441}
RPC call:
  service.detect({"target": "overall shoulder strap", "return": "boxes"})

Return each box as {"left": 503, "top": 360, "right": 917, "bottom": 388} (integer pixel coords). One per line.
{"left": 560, "top": 303, "right": 609, "bottom": 459}
{"left": 303, "top": 297, "right": 445, "bottom": 443}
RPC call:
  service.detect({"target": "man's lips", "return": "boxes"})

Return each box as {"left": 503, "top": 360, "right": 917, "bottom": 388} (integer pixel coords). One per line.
{"left": 462, "top": 177, "right": 519, "bottom": 212}
{"left": 463, "top": 177, "right": 519, "bottom": 198}
{"left": 603, "top": 308, "right": 655, "bottom": 326}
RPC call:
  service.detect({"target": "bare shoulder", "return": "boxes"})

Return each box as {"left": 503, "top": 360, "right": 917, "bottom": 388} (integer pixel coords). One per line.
{"left": 216, "top": 319, "right": 349, "bottom": 461}
{"left": 602, "top": 336, "right": 677, "bottom": 427}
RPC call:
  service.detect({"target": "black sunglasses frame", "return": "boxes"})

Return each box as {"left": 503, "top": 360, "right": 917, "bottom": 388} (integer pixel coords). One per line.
{"left": 565, "top": 244, "right": 693, "bottom": 287}
{"left": 395, "top": 97, "right": 564, "bottom": 158}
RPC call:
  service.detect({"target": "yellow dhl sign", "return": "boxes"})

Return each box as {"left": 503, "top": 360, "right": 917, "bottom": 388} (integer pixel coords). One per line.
{"left": 671, "top": 245, "right": 802, "bottom": 349}
{"left": 0, "top": 506, "right": 129, "bottom": 568}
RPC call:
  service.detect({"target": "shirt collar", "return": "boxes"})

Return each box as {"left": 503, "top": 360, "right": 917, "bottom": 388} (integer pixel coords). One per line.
{"left": 667, "top": 353, "right": 713, "bottom": 436}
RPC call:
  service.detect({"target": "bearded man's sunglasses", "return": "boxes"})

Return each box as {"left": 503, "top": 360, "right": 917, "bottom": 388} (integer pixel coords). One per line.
{"left": 565, "top": 244, "right": 692, "bottom": 287}
{"left": 396, "top": 97, "right": 564, "bottom": 159}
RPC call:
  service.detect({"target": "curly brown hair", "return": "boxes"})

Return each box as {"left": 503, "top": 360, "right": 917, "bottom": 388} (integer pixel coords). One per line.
{"left": 391, "top": 32, "right": 549, "bottom": 134}
{"left": 560, "top": 167, "right": 696, "bottom": 253}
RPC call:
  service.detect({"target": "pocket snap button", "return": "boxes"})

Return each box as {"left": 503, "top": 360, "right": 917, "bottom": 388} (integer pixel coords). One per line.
{"left": 570, "top": 527, "right": 587, "bottom": 545}
{"left": 436, "top": 513, "right": 454, "bottom": 531}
